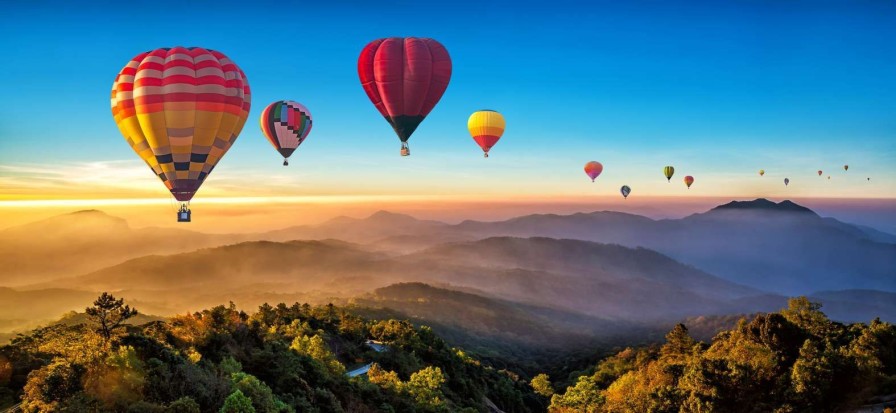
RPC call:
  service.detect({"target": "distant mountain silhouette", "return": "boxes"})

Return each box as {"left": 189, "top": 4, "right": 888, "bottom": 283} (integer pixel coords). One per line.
{"left": 710, "top": 198, "right": 817, "bottom": 214}
{"left": 450, "top": 199, "right": 895, "bottom": 294}
{"left": 402, "top": 236, "right": 759, "bottom": 320}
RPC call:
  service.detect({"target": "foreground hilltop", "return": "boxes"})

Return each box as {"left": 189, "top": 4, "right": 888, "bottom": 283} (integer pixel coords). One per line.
{"left": 1, "top": 294, "right": 894, "bottom": 412}
{"left": 0, "top": 294, "right": 536, "bottom": 412}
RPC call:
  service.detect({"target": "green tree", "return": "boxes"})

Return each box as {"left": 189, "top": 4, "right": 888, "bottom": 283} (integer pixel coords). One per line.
{"left": 367, "top": 363, "right": 402, "bottom": 391}
{"left": 531, "top": 373, "right": 554, "bottom": 397}
{"left": 220, "top": 389, "right": 256, "bottom": 413}
{"left": 167, "top": 396, "right": 201, "bottom": 413}
{"left": 86, "top": 292, "right": 138, "bottom": 342}
{"left": 781, "top": 297, "right": 829, "bottom": 338}
{"left": 21, "top": 358, "right": 83, "bottom": 412}
{"left": 549, "top": 374, "right": 603, "bottom": 413}
{"left": 231, "top": 372, "right": 282, "bottom": 413}
{"left": 289, "top": 334, "right": 345, "bottom": 376}
{"left": 220, "top": 357, "right": 243, "bottom": 376}
{"left": 406, "top": 366, "right": 447, "bottom": 410}
{"left": 661, "top": 323, "right": 696, "bottom": 364}
{"left": 83, "top": 345, "right": 146, "bottom": 409}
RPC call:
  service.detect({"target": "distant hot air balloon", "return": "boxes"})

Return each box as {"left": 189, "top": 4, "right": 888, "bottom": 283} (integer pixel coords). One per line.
{"left": 467, "top": 110, "right": 505, "bottom": 157}
{"left": 620, "top": 185, "right": 631, "bottom": 199}
{"left": 828, "top": 176, "right": 831, "bottom": 180}
{"left": 684, "top": 175, "right": 694, "bottom": 189}
{"left": 260, "top": 101, "right": 312, "bottom": 166}
{"left": 759, "top": 169, "right": 765, "bottom": 176}
{"left": 844, "top": 165, "right": 849, "bottom": 171}
{"left": 664, "top": 166, "right": 675, "bottom": 182}
{"left": 868, "top": 177, "right": 871, "bottom": 181}
{"left": 111, "top": 47, "right": 251, "bottom": 222}
{"left": 818, "top": 170, "right": 823, "bottom": 176}
{"left": 784, "top": 178, "right": 790, "bottom": 186}
{"left": 584, "top": 161, "right": 603, "bottom": 182}
{"left": 358, "top": 37, "right": 451, "bottom": 156}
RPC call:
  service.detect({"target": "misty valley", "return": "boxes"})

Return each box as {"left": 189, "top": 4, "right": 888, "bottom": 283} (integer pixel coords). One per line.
{"left": 1, "top": 199, "right": 895, "bottom": 412}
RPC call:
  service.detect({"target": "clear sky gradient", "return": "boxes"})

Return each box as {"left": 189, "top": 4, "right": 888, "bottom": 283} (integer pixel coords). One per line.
{"left": 0, "top": 1, "right": 894, "bottom": 228}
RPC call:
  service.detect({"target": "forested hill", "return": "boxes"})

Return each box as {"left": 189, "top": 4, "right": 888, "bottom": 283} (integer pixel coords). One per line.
{"left": 3, "top": 294, "right": 895, "bottom": 412}
{"left": 0, "top": 294, "right": 539, "bottom": 412}
{"left": 541, "top": 298, "right": 896, "bottom": 413}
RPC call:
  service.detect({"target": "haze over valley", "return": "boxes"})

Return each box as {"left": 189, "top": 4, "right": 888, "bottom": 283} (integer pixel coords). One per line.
{"left": 3, "top": 198, "right": 893, "bottom": 347}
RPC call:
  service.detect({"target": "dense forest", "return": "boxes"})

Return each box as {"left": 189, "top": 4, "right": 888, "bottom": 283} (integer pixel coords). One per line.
{"left": 1, "top": 294, "right": 894, "bottom": 412}
{"left": 543, "top": 298, "right": 896, "bottom": 412}
{"left": 0, "top": 293, "right": 537, "bottom": 412}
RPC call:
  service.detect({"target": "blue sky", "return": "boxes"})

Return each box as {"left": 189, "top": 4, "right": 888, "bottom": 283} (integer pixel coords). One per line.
{"left": 0, "top": 0, "right": 894, "bottom": 202}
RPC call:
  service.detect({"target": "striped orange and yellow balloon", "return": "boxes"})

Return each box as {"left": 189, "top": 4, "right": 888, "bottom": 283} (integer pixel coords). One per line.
{"left": 111, "top": 47, "right": 251, "bottom": 202}
{"left": 467, "top": 110, "right": 505, "bottom": 157}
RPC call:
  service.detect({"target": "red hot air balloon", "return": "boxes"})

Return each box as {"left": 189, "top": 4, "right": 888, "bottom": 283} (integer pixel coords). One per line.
{"left": 358, "top": 37, "right": 452, "bottom": 156}
{"left": 684, "top": 175, "right": 695, "bottom": 188}
{"left": 584, "top": 161, "right": 603, "bottom": 182}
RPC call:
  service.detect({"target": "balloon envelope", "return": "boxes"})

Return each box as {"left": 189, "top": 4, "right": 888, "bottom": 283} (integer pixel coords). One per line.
{"left": 260, "top": 100, "right": 312, "bottom": 164}
{"left": 358, "top": 37, "right": 451, "bottom": 149}
{"left": 784, "top": 178, "right": 790, "bottom": 186}
{"left": 844, "top": 165, "right": 849, "bottom": 171}
{"left": 111, "top": 47, "right": 251, "bottom": 202}
{"left": 818, "top": 170, "right": 823, "bottom": 176}
{"left": 759, "top": 169, "right": 765, "bottom": 176}
{"left": 468, "top": 110, "right": 505, "bottom": 156}
{"left": 664, "top": 166, "right": 675, "bottom": 182}
{"left": 584, "top": 161, "right": 603, "bottom": 182}
{"left": 684, "top": 175, "right": 694, "bottom": 188}
{"left": 620, "top": 185, "right": 631, "bottom": 199}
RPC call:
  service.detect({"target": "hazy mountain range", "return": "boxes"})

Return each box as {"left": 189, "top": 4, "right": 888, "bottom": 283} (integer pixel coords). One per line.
{"left": 1, "top": 199, "right": 893, "bottom": 347}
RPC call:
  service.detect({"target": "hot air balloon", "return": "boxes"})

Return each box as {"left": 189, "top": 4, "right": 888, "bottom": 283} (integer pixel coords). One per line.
{"left": 784, "top": 178, "right": 790, "bottom": 186}
{"left": 664, "top": 166, "right": 675, "bottom": 182}
{"left": 620, "top": 185, "right": 631, "bottom": 199}
{"left": 828, "top": 176, "right": 831, "bottom": 180}
{"left": 684, "top": 175, "right": 694, "bottom": 189}
{"left": 584, "top": 161, "right": 603, "bottom": 182}
{"left": 868, "top": 177, "right": 871, "bottom": 181}
{"left": 759, "top": 169, "right": 765, "bottom": 176}
{"left": 260, "top": 100, "right": 312, "bottom": 166}
{"left": 467, "top": 110, "right": 505, "bottom": 157}
{"left": 818, "top": 170, "right": 823, "bottom": 176}
{"left": 844, "top": 165, "right": 849, "bottom": 171}
{"left": 358, "top": 37, "right": 451, "bottom": 156}
{"left": 111, "top": 47, "right": 251, "bottom": 222}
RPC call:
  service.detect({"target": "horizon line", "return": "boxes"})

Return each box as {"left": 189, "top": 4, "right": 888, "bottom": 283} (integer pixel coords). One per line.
{"left": 2, "top": 194, "right": 895, "bottom": 208}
